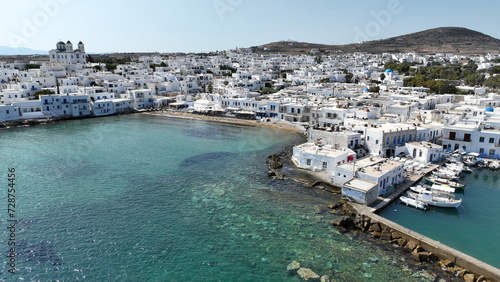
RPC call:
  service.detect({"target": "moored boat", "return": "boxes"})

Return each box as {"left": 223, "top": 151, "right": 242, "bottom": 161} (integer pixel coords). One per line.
{"left": 408, "top": 191, "right": 462, "bottom": 208}
{"left": 400, "top": 195, "right": 427, "bottom": 210}
{"left": 424, "top": 176, "right": 466, "bottom": 190}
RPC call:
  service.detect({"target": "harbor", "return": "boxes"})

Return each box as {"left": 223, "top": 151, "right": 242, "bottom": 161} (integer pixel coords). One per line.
{"left": 339, "top": 157, "right": 500, "bottom": 281}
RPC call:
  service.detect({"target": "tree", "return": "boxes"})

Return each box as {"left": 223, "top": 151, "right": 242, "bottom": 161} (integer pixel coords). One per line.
{"left": 464, "top": 74, "right": 485, "bottom": 87}
{"left": 464, "top": 61, "right": 478, "bottom": 73}
{"left": 380, "top": 73, "right": 386, "bottom": 81}
{"left": 34, "top": 89, "right": 54, "bottom": 99}
{"left": 93, "top": 65, "right": 102, "bottom": 71}
{"left": 396, "top": 63, "right": 410, "bottom": 73}
{"left": 384, "top": 61, "right": 398, "bottom": 71}
{"left": 345, "top": 72, "right": 353, "bottom": 83}
{"left": 485, "top": 75, "right": 500, "bottom": 90}
{"left": 368, "top": 86, "right": 380, "bottom": 93}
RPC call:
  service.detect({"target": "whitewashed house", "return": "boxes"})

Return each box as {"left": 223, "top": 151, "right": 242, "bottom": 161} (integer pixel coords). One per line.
{"left": 292, "top": 142, "right": 356, "bottom": 173}
{"left": 440, "top": 122, "right": 500, "bottom": 159}
{"left": 0, "top": 105, "right": 20, "bottom": 122}
{"left": 341, "top": 178, "right": 378, "bottom": 206}
{"left": 403, "top": 141, "right": 443, "bottom": 163}
{"left": 334, "top": 156, "right": 404, "bottom": 196}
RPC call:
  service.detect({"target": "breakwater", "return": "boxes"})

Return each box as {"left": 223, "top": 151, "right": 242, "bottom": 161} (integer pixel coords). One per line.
{"left": 337, "top": 194, "right": 500, "bottom": 281}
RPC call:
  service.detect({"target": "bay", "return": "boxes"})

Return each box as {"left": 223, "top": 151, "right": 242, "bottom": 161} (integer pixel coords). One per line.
{"left": 1, "top": 114, "right": 457, "bottom": 281}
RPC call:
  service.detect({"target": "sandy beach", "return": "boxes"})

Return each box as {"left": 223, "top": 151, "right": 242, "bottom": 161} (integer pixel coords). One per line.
{"left": 142, "top": 110, "right": 306, "bottom": 134}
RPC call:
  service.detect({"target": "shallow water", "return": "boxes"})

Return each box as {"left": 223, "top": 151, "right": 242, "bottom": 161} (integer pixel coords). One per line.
{"left": 1, "top": 115, "right": 458, "bottom": 281}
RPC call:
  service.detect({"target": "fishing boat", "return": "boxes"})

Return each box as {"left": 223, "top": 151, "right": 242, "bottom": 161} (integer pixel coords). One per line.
{"left": 408, "top": 191, "right": 462, "bottom": 208}
{"left": 423, "top": 176, "right": 466, "bottom": 190}
{"left": 462, "top": 166, "right": 474, "bottom": 173}
{"left": 410, "top": 184, "right": 455, "bottom": 194}
{"left": 400, "top": 195, "right": 427, "bottom": 210}
{"left": 432, "top": 169, "right": 460, "bottom": 181}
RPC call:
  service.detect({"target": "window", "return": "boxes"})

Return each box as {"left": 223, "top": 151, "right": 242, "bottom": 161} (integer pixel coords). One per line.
{"left": 409, "top": 134, "right": 413, "bottom": 142}
{"left": 489, "top": 138, "right": 495, "bottom": 144}
{"left": 386, "top": 137, "right": 390, "bottom": 145}
{"left": 479, "top": 137, "right": 485, "bottom": 142}
{"left": 376, "top": 139, "right": 379, "bottom": 144}
{"left": 419, "top": 150, "right": 422, "bottom": 157}
{"left": 306, "top": 159, "right": 311, "bottom": 166}
{"left": 479, "top": 148, "right": 484, "bottom": 154}
{"left": 322, "top": 162, "right": 328, "bottom": 169}
{"left": 367, "top": 136, "right": 370, "bottom": 141}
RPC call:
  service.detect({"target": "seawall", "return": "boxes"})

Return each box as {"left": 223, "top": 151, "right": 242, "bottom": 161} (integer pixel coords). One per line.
{"left": 347, "top": 202, "right": 500, "bottom": 281}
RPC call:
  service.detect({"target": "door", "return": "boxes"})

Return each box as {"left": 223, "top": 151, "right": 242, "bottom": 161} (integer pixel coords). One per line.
{"left": 464, "top": 133, "right": 471, "bottom": 142}
{"left": 449, "top": 132, "right": 456, "bottom": 140}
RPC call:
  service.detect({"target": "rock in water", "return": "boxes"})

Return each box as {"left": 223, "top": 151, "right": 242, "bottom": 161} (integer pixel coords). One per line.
{"left": 287, "top": 261, "right": 300, "bottom": 276}
{"left": 297, "top": 268, "right": 320, "bottom": 281}
{"left": 331, "top": 216, "right": 354, "bottom": 229}
{"left": 464, "top": 273, "right": 475, "bottom": 282}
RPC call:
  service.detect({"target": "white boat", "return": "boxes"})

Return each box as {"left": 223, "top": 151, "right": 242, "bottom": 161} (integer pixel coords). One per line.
{"left": 408, "top": 191, "right": 462, "bottom": 208}
{"left": 433, "top": 169, "right": 460, "bottom": 181}
{"left": 400, "top": 195, "right": 427, "bottom": 210}
{"left": 410, "top": 184, "right": 455, "bottom": 194}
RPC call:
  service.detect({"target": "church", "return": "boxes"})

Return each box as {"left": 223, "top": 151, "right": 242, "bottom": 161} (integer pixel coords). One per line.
{"left": 49, "top": 40, "right": 86, "bottom": 64}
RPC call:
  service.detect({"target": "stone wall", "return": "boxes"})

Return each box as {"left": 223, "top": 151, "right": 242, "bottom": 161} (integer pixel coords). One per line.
{"left": 339, "top": 204, "right": 500, "bottom": 282}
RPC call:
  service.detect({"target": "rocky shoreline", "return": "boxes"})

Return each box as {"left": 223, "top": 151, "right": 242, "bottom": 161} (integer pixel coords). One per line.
{"left": 0, "top": 117, "right": 64, "bottom": 129}
{"left": 329, "top": 202, "right": 493, "bottom": 282}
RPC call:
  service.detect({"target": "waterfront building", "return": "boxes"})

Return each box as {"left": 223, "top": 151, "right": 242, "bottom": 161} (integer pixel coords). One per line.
{"left": 291, "top": 142, "right": 356, "bottom": 173}
{"left": 91, "top": 99, "right": 115, "bottom": 116}
{"left": 126, "top": 89, "right": 154, "bottom": 109}
{"left": 334, "top": 156, "right": 404, "bottom": 196}
{"left": 12, "top": 100, "right": 44, "bottom": 119}
{"left": 399, "top": 141, "right": 443, "bottom": 163}
{"left": 364, "top": 123, "right": 417, "bottom": 157}
{"left": 307, "top": 128, "right": 365, "bottom": 157}
{"left": 0, "top": 105, "right": 20, "bottom": 122}
{"left": 341, "top": 178, "right": 378, "bottom": 205}
{"left": 440, "top": 122, "right": 500, "bottom": 159}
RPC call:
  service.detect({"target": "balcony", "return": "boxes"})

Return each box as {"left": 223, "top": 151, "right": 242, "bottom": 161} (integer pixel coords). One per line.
{"left": 440, "top": 137, "right": 471, "bottom": 142}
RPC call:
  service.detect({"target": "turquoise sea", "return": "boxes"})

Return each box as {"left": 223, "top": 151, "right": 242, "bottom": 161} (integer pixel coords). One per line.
{"left": 1, "top": 115, "right": 458, "bottom": 281}
{"left": 380, "top": 168, "right": 500, "bottom": 269}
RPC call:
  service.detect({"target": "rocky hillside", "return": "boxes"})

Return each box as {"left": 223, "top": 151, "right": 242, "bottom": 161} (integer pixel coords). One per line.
{"left": 257, "top": 27, "right": 500, "bottom": 54}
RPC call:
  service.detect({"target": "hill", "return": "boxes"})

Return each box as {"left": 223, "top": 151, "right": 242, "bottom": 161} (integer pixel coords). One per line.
{"left": 0, "top": 46, "right": 46, "bottom": 56}
{"left": 257, "top": 27, "right": 500, "bottom": 54}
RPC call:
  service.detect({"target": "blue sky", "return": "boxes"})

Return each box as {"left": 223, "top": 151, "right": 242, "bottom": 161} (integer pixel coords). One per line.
{"left": 1, "top": 0, "right": 500, "bottom": 53}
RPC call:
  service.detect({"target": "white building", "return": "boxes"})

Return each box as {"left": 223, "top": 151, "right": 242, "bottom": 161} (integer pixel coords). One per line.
{"left": 364, "top": 123, "right": 417, "bottom": 157}
{"left": 334, "top": 156, "right": 404, "bottom": 196}
{"left": 399, "top": 141, "right": 443, "bottom": 163}
{"left": 49, "top": 41, "right": 86, "bottom": 65}
{"left": 341, "top": 178, "right": 378, "bottom": 206}
{"left": 292, "top": 142, "right": 356, "bottom": 173}
{"left": 440, "top": 123, "right": 500, "bottom": 159}
{"left": 0, "top": 105, "right": 20, "bottom": 122}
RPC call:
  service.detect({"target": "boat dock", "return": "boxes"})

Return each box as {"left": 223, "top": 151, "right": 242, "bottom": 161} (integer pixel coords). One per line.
{"left": 345, "top": 163, "right": 500, "bottom": 281}
{"left": 367, "top": 164, "right": 440, "bottom": 213}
